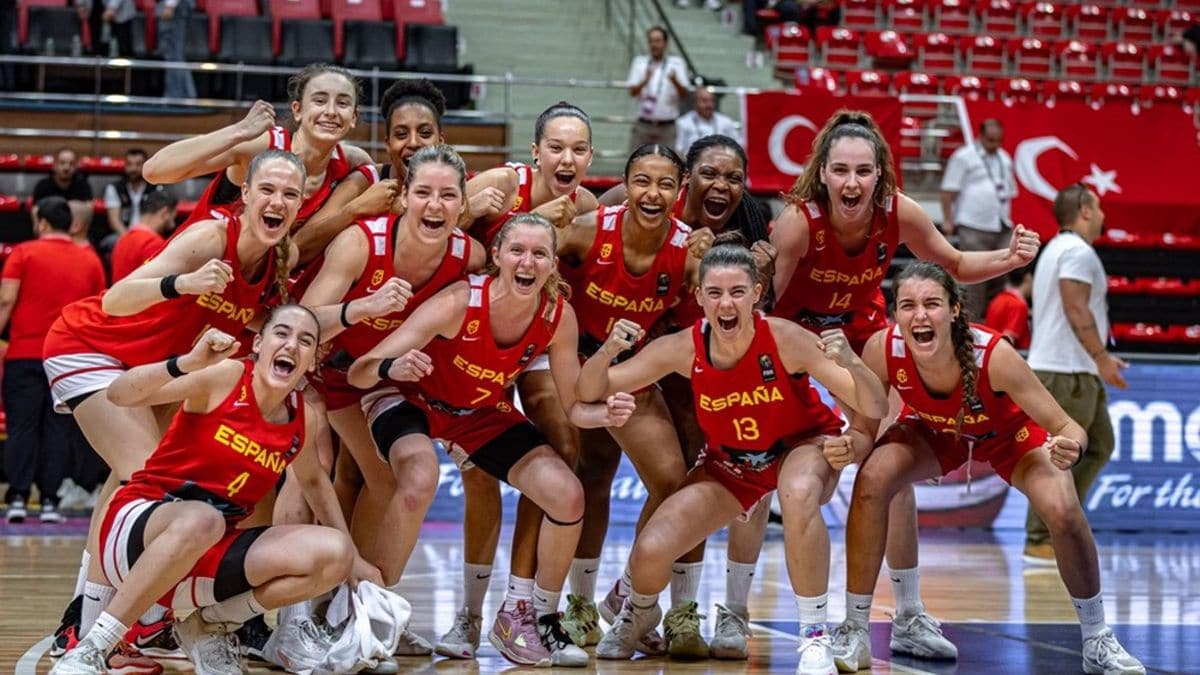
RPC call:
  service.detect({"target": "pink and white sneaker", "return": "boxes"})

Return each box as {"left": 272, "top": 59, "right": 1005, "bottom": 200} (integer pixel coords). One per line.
{"left": 487, "top": 601, "right": 550, "bottom": 666}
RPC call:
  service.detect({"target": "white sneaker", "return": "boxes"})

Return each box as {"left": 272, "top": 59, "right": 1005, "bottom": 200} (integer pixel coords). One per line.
{"left": 172, "top": 611, "right": 242, "bottom": 675}
{"left": 560, "top": 594, "right": 602, "bottom": 647}
{"left": 48, "top": 637, "right": 107, "bottom": 674}
{"left": 1082, "top": 629, "right": 1146, "bottom": 675}
{"left": 393, "top": 628, "right": 434, "bottom": 656}
{"left": 595, "top": 600, "right": 663, "bottom": 660}
{"left": 6, "top": 499, "right": 26, "bottom": 523}
{"left": 537, "top": 612, "right": 590, "bottom": 667}
{"left": 435, "top": 607, "right": 481, "bottom": 659}
{"left": 710, "top": 604, "right": 750, "bottom": 659}
{"left": 261, "top": 616, "right": 336, "bottom": 672}
{"left": 797, "top": 632, "right": 837, "bottom": 675}
{"left": 830, "top": 619, "right": 871, "bottom": 673}
{"left": 890, "top": 607, "right": 957, "bottom": 659}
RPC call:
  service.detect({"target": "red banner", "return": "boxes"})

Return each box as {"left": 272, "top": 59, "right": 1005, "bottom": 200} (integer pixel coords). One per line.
{"left": 741, "top": 91, "right": 904, "bottom": 194}
{"left": 964, "top": 99, "right": 1200, "bottom": 240}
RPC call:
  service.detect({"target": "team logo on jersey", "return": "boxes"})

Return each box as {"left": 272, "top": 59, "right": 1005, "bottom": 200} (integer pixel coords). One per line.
{"left": 896, "top": 369, "right": 908, "bottom": 384}
{"left": 656, "top": 273, "right": 671, "bottom": 297}
{"left": 237, "top": 386, "right": 248, "bottom": 403}
{"left": 1015, "top": 426, "right": 1030, "bottom": 443}
{"left": 467, "top": 320, "right": 480, "bottom": 335}
{"left": 876, "top": 242, "right": 888, "bottom": 262}
{"left": 758, "top": 354, "right": 777, "bottom": 383}
{"left": 600, "top": 243, "right": 613, "bottom": 259}
{"left": 283, "top": 434, "right": 301, "bottom": 460}
{"left": 512, "top": 196, "right": 524, "bottom": 211}
{"left": 496, "top": 401, "right": 513, "bottom": 413}
{"left": 517, "top": 343, "right": 537, "bottom": 366}
{"left": 371, "top": 269, "right": 385, "bottom": 286}
{"left": 814, "top": 229, "right": 826, "bottom": 250}
{"left": 966, "top": 396, "right": 984, "bottom": 413}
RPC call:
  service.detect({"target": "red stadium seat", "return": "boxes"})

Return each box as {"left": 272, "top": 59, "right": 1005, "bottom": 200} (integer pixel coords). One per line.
{"left": 771, "top": 24, "right": 812, "bottom": 80}
{"left": 841, "top": 0, "right": 881, "bottom": 29}
{"left": 1157, "top": 10, "right": 1194, "bottom": 43}
{"left": 330, "top": 0, "right": 389, "bottom": 60}
{"left": 1089, "top": 82, "right": 1136, "bottom": 106}
{"left": 1114, "top": 7, "right": 1155, "bottom": 43}
{"left": 894, "top": 70, "right": 940, "bottom": 94}
{"left": 1147, "top": 44, "right": 1194, "bottom": 86}
{"left": 80, "top": 156, "right": 124, "bottom": 174}
{"left": 1167, "top": 325, "right": 1200, "bottom": 347}
{"left": 0, "top": 154, "right": 20, "bottom": 171}
{"left": 817, "top": 26, "right": 862, "bottom": 67}
{"left": 205, "top": 0, "right": 260, "bottom": 55}
{"left": 393, "top": 0, "right": 443, "bottom": 24}
{"left": 1066, "top": 4, "right": 1110, "bottom": 41}
{"left": 1161, "top": 232, "right": 1200, "bottom": 250}
{"left": 998, "top": 76, "right": 1039, "bottom": 103}
{"left": 1021, "top": 1, "right": 1063, "bottom": 39}
{"left": 899, "top": 115, "right": 922, "bottom": 158}
{"left": 976, "top": 0, "right": 1019, "bottom": 36}
{"left": 847, "top": 69, "right": 892, "bottom": 95}
{"left": 887, "top": 0, "right": 927, "bottom": 30}
{"left": 794, "top": 67, "right": 843, "bottom": 95}
{"left": 913, "top": 32, "right": 957, "bottom": 73}
{"left": 865, "top": 30, "right": 915, "bottom": 68}
{"left": 1102, "top": 41, "right": 1146, "bottom": 83}
{"left": 1175, "top": 0, "right": 1200, "bottom": 12}
{"left": 1008, "top": 38, "right": 1052, "bottom": 77}
{"left": 1057, "top": 40, "right": 1100, "bottom": 80}
{"left": 961, "top": 35, "right": 1005, "bottom": 76}
{"left": 1106, "top": 276, "right": 1135, "bottom": 294}
{"left": 930, "top": 0, "right": 972, "bottom": 33}
{"left": 1043, "top": 78, "right": 1088, "bottom": 104}
{"left": 268, "top": 0, "right": 324, "bottom": 57}
{"left": 23, "top": 154, "right": 53, "bottom": 171}
{"left": 944, "top": 73, "right": 990, "bottom": 99}
{"left": 0, "top": 195, "right": 20, "bottom": 213}
{"left": 1139, "top": 84, "right": 1184, "bottom": 106}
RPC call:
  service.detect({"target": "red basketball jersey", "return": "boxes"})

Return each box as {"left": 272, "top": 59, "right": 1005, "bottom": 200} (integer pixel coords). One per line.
{"left": 122, "top": 360, "right": 305, "bottom": 522}
{"left": 415, "top": 274, "right": 563, "bottom": 412}
{"left": 471, "top": 163, "right": 581, "bottom": 245}
{"left": 50, "top": 213, "right": 277, "bottom": 366}
{"left": 885, "top": 323, "right": 1032, "bottom": 447}
{"left": 356, "top": 162, "right": 394, "bottom": 185}
{"left": 328, "top": 216, "right": 471, "bottom": 361}
{"left": 772, "top": 197, "right": 900, "bottom": 346}
{"left": 691, "top": 313, "right": 842, "bottom": 463}
{"left": 566, "top": 205, "right": 691, "bottom": 351}
{"left": 182, "top": 126, "right": 352, "bottom": 232}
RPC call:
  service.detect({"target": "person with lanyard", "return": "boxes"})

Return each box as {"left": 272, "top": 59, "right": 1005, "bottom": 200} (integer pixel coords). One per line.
{"left": 838, "top": 262, "right": 1144, "bottom": 675}
{"left": 626, "top": 25, "right": 691, "bottom": 152}
{"left": 939, "top": 118, "right": 1018, "bottom": 320}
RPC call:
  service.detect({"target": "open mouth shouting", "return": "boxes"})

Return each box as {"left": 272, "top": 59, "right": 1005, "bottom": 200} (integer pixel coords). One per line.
{"left": 840, "top": 192, "right": 863, "bottom": 212}
{"left": 514, "top": 272, "right": 537, "bottom": 292}
{"left": 702, "top": 195, "right": 730, "bottom": 220}
{"left": 261, "top": 212, "right": 286, "bottom": 232}
{"left": 271, "top": 354, "right": 297, "bottom": 379}
{"left": 911, "top": 326, "right": 935, "bottom": 346}
{"left": 419, "top": 216, "right": 446, "bottom": 236}
{"left": 637, "top": 201, "right": 666, "bottom": 220}
{"left": 552, "top": 170, "right": 576, "bottom": 192}
{"left": 716, "top": 314, "right": 739, "bottom": 332}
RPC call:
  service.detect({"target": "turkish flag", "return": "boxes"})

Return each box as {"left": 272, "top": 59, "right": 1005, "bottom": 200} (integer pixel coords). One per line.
{"left": 964, "top": 100, "right": 1200, "bottom": 240}
{"left": 741, "top": 91, "right": 904, "bottom": 194}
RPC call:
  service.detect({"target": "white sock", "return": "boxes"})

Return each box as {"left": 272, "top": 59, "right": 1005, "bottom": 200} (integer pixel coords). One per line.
{"left": 617, "top": 565, "right": 633, "bottom": 598}
{"left": 503, "top": 575, "right": 534, "bottom": 613}
{"left": 846, "top": 591, "right": 873, "bottom": 626}
{"left": 568, "top": 557, "right": 600, "bottom": 600}
{"left": 136, "top": 604, "right": 168, "bottom": 626}
{"left": 532, "top": 582, "right": 562, "bottom": 618}
{"left": 87, "top": 611, "right": 128, "bottom": 651}
{"left": 278, "top": 599, "right": 312, "bottom": 628}
{"left": 670, "top": 561, "right": 704, "bottom": 607}
{"left": 629, "top": 590, "right": 659, "bottom": 611}
{"left": 796, "top": 593, "right": 828, "bottom": 634}
{"left": 463, "top": 562, "right": 492, "bottom": 617}
{"left": 80, "top": 581, "right": 116, "bottom": 638}
{"left": 1072, "top": 591, "right": 1108, "bottom": 639}
{"left": 888, "top": 566, "right": 924, "bottom": 617}
{"left": 724, "top": 560, "right": 756, "bottom": 615}
{"left": 73, "top": 550, "right": 91, "bottom": 599}
{"left": 201, "top": 590, "right": 266, "bottom": 625}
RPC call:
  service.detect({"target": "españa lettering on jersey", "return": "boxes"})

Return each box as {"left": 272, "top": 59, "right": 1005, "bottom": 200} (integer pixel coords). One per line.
{"left": 698, "top": 385, "right": 785, "bottom": 412}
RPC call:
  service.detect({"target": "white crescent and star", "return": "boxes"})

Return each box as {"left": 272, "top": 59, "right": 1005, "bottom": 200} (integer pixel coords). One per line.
{"left": 1012, "top": 135, "right": 1122, "bottom": 200}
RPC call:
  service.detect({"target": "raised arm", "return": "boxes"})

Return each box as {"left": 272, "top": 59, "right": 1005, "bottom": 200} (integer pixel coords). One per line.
{"left": 299, "top": 226, "right": 410, "bottom": 341}
{"left": 294, "top": 172, "right": 399, "bottom": 265}
{"left": 346, "top": 282, "right": 469, "bottom": 389}
{"left": 539, "top": 304, "right": 634, "bottom": 428}
{"left": 774, "top": 319, "right": 889, "bottom": 420}
{"left": 142, "top": 101, "right": 275, "bottom": 185}
{"left": 106, "top": 329, "right": 243, "bottom": 409}
{"left": 988, "top": 339, "right": 1087, "bottom": 468}
{"left": 898, "top": 193, "right": 1039, "bottom": 284}
{"left": 102, "top": 219, "right": 229, "bottom": 316}
{"left": 465, "top": 167, "right": 519, "bottom": 231}
{"left": 576, "top": 318, "right": 691, "bottom": 403}
{"left": 768, "top": 203, "right": 811, "bottom": 300}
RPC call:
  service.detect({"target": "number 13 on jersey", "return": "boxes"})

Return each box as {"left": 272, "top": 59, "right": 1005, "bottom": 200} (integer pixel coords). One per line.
{"left": 733, "top": 417, "right": 760, "bottom": 442}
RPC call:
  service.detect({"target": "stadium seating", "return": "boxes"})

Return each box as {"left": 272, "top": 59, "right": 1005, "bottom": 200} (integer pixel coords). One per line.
{"left": 915, "top": 31, "right": 958, "bottom": 72}
{"left": 1009, "top": 37, "right": 1053, "bottom": 77}
{"left": 847, "top": 69, "right": 892, "bottom": 95}
{"left": 977, "top": 0, "right": 1020, "bottom": 37}
{"left": 961, "top": 35, "right": 1005, "bottom": 76}
{"left": 1022, "top": 2, "right": 1064, "bottom": 39}
{"left": 817, "top": 26, "right": 862, "bottom": 67}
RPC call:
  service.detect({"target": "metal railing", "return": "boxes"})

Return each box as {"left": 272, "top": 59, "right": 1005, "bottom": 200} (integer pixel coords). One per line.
{"left": 606, "top": 0, "right": 699, "bottom": 81}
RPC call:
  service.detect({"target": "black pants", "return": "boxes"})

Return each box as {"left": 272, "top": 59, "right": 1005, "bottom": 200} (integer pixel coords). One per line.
{"left": 2, "top": 359, "right": 97, "bottom": 503}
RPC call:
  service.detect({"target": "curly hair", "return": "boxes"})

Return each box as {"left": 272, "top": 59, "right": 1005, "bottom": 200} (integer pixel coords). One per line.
{"left": 380, "top": 78, "right": 446, "bottom": 133}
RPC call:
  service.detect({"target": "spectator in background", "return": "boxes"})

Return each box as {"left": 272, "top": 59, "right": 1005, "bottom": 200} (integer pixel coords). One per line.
{"left": 103, "top": 148, "right": 159, "bottom": 241}
{"left": 626, "top": 25, "right": 690, "bottom": 152}
{"left": 940, "top": 118, "right": 1017, "bottom": 320}
{"left": 985, "top": 265, "right": 1033, "bottom": 349}
{"left": 674, "top": 86, "right": 741, "bottom": 158}
{"left": 1023, "top": 183, "right": 1126, "bottom": 565}
{"left": 1, "top": 197, "right": 107, "bottom": 523}
{"left": 158, "top": 0, "right": 197, "bottom": 99}
{"left": 32, "top": 148, "right": 93, "bottom": 204}
{"left": 77, "top": 0, "right": 135, "bottom": 56}
{"left": 1181, "top": 24, "right": 1200, "bottom": 56}
{"left": 110, "top": 189, "right": 176, "bottom": 282}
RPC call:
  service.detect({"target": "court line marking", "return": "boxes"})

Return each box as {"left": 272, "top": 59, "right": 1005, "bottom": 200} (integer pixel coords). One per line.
{"left": 16, "top": 636, "right": 52, "bottom": 675}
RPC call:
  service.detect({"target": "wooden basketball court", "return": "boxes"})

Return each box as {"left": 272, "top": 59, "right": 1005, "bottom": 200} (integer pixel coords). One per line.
{"left": 2, "top": 521, "right": 1194, "bottom": 673}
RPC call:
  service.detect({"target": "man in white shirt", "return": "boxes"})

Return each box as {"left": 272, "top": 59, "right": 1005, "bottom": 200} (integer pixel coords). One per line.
{"left": 626, "top": 26, "right": 691, "bottom": 152}
{"left": 674, "top": 87, "right": 742, "bottom": 159}
{"left": 1023, "top": 183, "right": 1127, "bottom": 565}
{"left": 940, "top": 118, "right": 1017, "bottom": 320}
